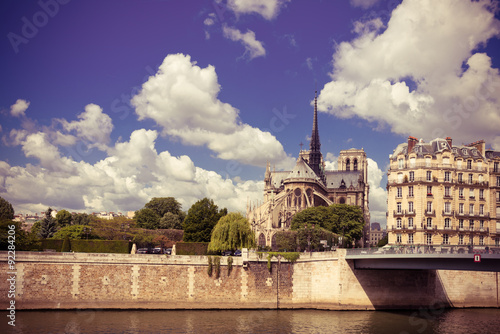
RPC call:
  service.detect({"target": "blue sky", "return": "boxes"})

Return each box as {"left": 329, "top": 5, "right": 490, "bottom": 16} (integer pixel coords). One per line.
{"left": 1, "top": 0, "right": 500, "bottom": 226}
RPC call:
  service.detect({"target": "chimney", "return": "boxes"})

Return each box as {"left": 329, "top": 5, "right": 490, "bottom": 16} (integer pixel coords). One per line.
{"left": 466, "top": 140, "right": 485, "bottom": 155}
{"left": 446, "top": 137, "right": 452, "bottom": 148}
{"left": 407, "top": 136, "right": 418, "bottom": 153}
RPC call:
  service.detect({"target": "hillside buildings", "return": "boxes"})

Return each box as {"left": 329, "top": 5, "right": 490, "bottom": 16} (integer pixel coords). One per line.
{"left": 387, "top": 136, "right": 500, "bottom": 248}
{"left": 246, "top": 93, "right": 370, "bottom": 249}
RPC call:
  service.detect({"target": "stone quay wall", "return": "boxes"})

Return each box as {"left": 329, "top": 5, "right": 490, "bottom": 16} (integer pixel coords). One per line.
{"left": 0, "top": 250, "right": 498, "bottom": 310}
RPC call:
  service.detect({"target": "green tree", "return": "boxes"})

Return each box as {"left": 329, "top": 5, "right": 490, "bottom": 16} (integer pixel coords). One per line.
{"left": 159, "top": 212, "right": 182, "bottom": 229}
{"left": 55, "top": 209, "right": 72, "bottom": 228}
{"left": 39, "top": 208, "right": 57, "bottom": 239}
{"left": 275, "top": 230, "right": 298, "bottom": 252}
{"left": 72, "top": 213, "right": 90, "bottom": 225}
{"left": 52, "top": 225, "right": 88, "bottom": 239}
{"left": 61, "top": 236, "right": 71, "bottom": 252}
{"left": 0, "top": 196, "right": 14, "bottom": 220}
{"left": 134, "top": 208, "right": 161, "bottom": 229}
{"left": 183, "top": 198, "right": 227, "bottom": 242}
{"left": 145, "top": 197, "right": 182, "bottom": 217}
{"left": 208, "top": 212, "right": 255, "bottom": 252}
{"left": 291, "top": 206, "right": 336, "bottom": 231}
{"left": 329, "top": 204, "right": 365, "bottom": 246}
{"left": 377, "top": 235, "right": 388, "bottom": 247}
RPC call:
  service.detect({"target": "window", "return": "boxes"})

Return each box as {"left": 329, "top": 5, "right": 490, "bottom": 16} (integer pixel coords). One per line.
{"left": 408, "top": 186, "right": 414, "bottom": 197}
{"left": 426, "top": 157, "right": 431, "bottom": 167}
{"left": 397, "top": 218, "right": 402, "bottom": 229}
{"left": 469, "top": 189, "right": 475, "bottom": 199}
{"left": 408, "top": 201, "right": 414, "bottom": 213}
{"left": 396, "top": 234, "right": 402, "bottom": 243}
{"left": 459, "top": 219, "right": 464, "bottom": 229}
{"left": 443, "top": 234, "right": 449, "bottom": 245}
{"left": 409, "top": 171, "right": 415, "bottom": 182}
{"left": 444, "top": 171, "right": 451, "bottom": 182}
{"left": 427, "top": 186, "right": 432, "bottom": 196}
{"left": 457, "top": 160, "right": 463, "bottom": 169}
{"left": 480, "top": 220, "right": 484, "bottom": 230}
{"left": 445, "top": 186, "right": 451, "bottom": 197}
{"left": 479, "top": 236, "right": 484, "bottom": 246}
{"left": 458, "top": 173, "right": 463, "bottom": 183}
{"left": 408, "top": 218, "right": 414, "bottom": 228}
{"left": 479, "top": 204, "right": 484, "bottom": 215}
{"left": 469, "top": 220, "right": 474, "bottom": 229}
{"left": 478, "top": 174, "right": 483, "bottom": 183}
{"left": 445, "top": 218, "right": 451, "bottom": 228}
{"left": 427, "top": 217, "right": 432, "bottom": 228}
{"left": 444, "top": 202, "right": 451, "bottom": 214}
{"left": 459, "top": 203, "right": 464, "bottom": 214}
{"left": 479, "top": 189, "right": 484, "bottom": 200}
{"left": 427, "top": 202, "right": 432, "bottom": 213}
{"left": 469, "top": 236, "right": 474, "bottom": 245}
{"left": 397, "top": 187, "right": 402, "bottom": 198}
{"left": 443, "top": 157, "right": 450, "bottom": 165}
{"left": 469, "top": 204, "right": 474, "bottom": 215}
{"left": 459, "top": 188, "right": 464, "bottom": 198}
{"left": 427, "top": 171, "right": 432, "bottom": 181}
{"left": 496, "top": 238, "right": 499, "bottom": 247}
{"left": 468, "top": 174, "right": 473, "bottom": 184}
{"left": 353, "top": 159, "right": 358, "bottom": 171}
{"left": 410, "top": 157, "right": 416, "bottom": 168}
{"left": 459, "top": 235, "right": 464, "bottom": 245}
{"left": 478, "top": 161, "right": 482, "bottom": 169}
{"left": 397, "top": 173, "right": 403, "bottom": 183}
{"left": 497, "top": 176, "right": 500, "bottom": 187}
{"left": 346, "top": 159, "right": 350, "bottom": 171}
{"left": 398, "top": 159, "right": 404, "bottom": 169}
{"left": 397, "top": 202, "right": 402, "bottom": 214}
{"left": 497, "top": 192, "right": 500, "bottom": 202}
{"left": 408, "top": 234, "right": 414, "bottom": 244}
{"left": 426, "top": 234, "right": 432, "bottom": 245}
{"left": 494, "top": 162, "right": 499, "bottom": 173}
{"left": 467, "top": 160, "right": 472, "bottom": 169}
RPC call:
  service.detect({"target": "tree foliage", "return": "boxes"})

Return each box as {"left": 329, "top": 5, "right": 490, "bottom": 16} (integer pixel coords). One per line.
{"left": 377, "top": 235, "right": 388, "bottom": 247}
{"left": 208, "top": 212, "right": 255, "bottom": 252}
{"left": 0, "top": 196, "right": 14, "bottom": 221}
{"left": 72, "top": 212, "right": 91, "bottom": 225}
{"left": 159, "top": 212, "right": 182, "bottom": 229}
{"left": 183, "top": 198, "right": 227, "bottom": 242}
{"left": 291, "top": 204, "right": 364, "bottom": 247}
{"left": 134, "top": 208, "right": 161, "bottom": 229}
{"left": 55, "top": 209, "right": 72, "bottom": 228}
{"left": 52, "top": 225, "right": 90, "bottom": 240}
{"left": 145, "top": 197, "right": 182, "bottom": 217}
{"left": 39, "top": 208, "right": 57, "bottom": 239}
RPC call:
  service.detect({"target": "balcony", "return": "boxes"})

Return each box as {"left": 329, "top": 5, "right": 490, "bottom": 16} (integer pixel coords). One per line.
{"left": 424, "top": 210, "right": 436, "bottom": 217}
{"left": 442, "top": 210, "right": 454, "bottom": 216}
{"left": 393, "top": 210, "right": 404, "bottom": 217}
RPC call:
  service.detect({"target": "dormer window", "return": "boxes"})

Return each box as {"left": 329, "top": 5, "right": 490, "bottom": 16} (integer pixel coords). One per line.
{"left": 462, "top": 149, "right": 468, "bottom": 155}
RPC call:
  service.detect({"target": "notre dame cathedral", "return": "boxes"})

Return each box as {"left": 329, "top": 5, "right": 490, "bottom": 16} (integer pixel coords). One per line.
{"left": 246, "top": 93, "right": 370, "bottom": 249}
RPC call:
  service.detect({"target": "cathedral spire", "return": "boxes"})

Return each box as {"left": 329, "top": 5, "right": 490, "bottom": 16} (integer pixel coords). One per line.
{"left": 309, "top": 91, "right": 322, "bottom": 177}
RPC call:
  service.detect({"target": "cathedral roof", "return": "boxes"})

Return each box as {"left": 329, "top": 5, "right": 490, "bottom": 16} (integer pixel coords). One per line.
{"left": 324, "top": 170, "right": 361, "bottom": 188}
{"left": 286, "top": 158, "right": 321, "bottom": 181}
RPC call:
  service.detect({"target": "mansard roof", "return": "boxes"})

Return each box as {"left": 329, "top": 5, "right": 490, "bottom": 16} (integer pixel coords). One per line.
{"left": 287, "top": 157, "right": 321, "bottom": 181}
{"left": 391, "top": 138, "right": 487, "bottom": 160}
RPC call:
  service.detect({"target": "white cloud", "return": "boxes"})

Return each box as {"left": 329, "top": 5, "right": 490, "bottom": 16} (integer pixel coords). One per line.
{"left": 222, "top": 25, "right": 266, "bottom": 59}
{"left": 204, "top": 13, "right": 216, "bottom": 26}
{"left": 132, "top": 53, "right": 293, "bottom": 168}
{"left": 59, "top": 104, "right": 113, "bottom": 151}
{"left": 0, "top": 128, "right": 264, "bottom": 215}
{"left": 318, "top": 0, "right": 500, "bottom": 148}
{"left": 10, "top": 99, "right": 30, "bottom": 117}
{"left": 350, "top": 0, "right": 382, "bottom": 9}
{"left": 367, "top": 158, "right": 387, "bottom": 225}
{"left": 227, "top": 0, "right": 290, "bottom": 20}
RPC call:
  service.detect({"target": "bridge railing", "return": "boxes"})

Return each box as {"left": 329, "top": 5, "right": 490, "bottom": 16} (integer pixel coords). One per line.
{"left": 346, "top": 245, "right": 500, "bottom": 256}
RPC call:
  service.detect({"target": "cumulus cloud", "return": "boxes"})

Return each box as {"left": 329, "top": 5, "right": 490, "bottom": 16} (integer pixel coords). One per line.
{"left": 10, "top": 99, "right": 30, "bottom": 117}
{"left": 318, "top": 0, "right": 500, "bottom": 148}
{"left": 132, "top": 53, "right": 293, "bottom": 168}
{"left": 59, "top": 104, "right": 113, "bottom": 151}
{"left": 227, "top": 0, "right": 290, "bottom": 20}
{"left": 367, "top": 158, "right": 387, "bottom": 226}
{"left": 222, "top": 25, "right": 266, "bottom": 59}
{"left": 0, "top": 128, "right": 264, "bottom": 214}
{"left": 350, "top": 0, "right": 382, "bottom": 9}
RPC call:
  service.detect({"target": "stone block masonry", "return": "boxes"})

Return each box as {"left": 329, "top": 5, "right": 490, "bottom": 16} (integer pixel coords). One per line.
{"left": 0, "top": 250, "right": 498, "bottom": 310}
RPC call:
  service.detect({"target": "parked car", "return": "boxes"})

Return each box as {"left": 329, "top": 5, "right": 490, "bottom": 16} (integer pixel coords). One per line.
{"left": 222, "top": 250, "right": 233, "bottom": 256}
{"left": 152, "top": 248, "right": 162, "bottom": 254}
{"left": 136, "top": 248, "right": 148, "bottom": 254}
{"left": 233, "top": 249, "right": 242, "bottom": 256}
{"left": 164, "top": 248, "right": 172, "bottom": 255}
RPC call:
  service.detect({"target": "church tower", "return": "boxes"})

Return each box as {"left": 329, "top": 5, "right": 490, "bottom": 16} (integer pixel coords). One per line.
{"left": 308, "top": 91, "right": 324, "bottom": 181}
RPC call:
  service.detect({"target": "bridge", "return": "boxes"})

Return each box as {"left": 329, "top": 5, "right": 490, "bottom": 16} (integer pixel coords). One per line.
{"left": 345, "top": 246, "right": 500, "bottom": 272}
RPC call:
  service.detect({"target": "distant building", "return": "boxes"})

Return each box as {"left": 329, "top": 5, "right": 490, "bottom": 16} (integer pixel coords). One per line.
{"left": 369, "top": 222, "right": 386, "bottom": 246}
{"left": 387, "top": 136, "right": 500, "bottom": 248}
{"left": 247, "top": 93, "right": 370, "bottom": 249}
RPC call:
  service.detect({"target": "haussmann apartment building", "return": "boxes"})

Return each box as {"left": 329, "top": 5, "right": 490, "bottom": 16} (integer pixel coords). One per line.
{"left": 387, "top": 136, "right": 500, "bottom": 250}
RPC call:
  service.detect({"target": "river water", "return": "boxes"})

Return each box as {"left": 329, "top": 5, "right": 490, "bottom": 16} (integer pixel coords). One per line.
{"left": 1, "top": 309, "right": 499, "bottom": 333}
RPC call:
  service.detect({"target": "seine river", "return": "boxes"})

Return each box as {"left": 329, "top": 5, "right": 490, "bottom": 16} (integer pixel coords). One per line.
{"left": 1, "top": 309, "right": 500, "bottom": 333}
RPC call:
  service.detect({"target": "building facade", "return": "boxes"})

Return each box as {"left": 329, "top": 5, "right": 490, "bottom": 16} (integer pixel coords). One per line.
{"left": 387, "top": 136, "right": 500, "bottom": 249}
{"left": 246, "top": 94, "right": 370, "bottom": 249}
{"left": 369, "top": 222, "right": 386, "bottom": 246}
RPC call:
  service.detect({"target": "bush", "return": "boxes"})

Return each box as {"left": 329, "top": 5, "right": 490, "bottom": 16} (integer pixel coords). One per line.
{"left": 175, "top": 242, "right": 209, "bottom": 255}
{"left": 40, "top": 239, "right": 131, "bottom": 253}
